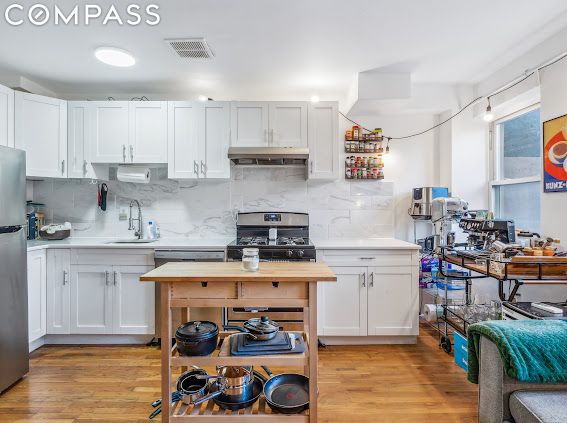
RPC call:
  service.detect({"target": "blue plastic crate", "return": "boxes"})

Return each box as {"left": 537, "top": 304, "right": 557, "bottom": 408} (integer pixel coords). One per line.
{"left": 453, "top": 331, "right": 468, "bottom": 372}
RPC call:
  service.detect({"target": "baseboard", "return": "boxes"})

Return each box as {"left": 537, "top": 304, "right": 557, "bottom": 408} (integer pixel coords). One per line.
{"left": 29, "top": 337, "right": 46, "bottom": 352}
{"left": 319, "top": 335, "right": 417, "bottom": 345}
{"left": 40, "top": 334, "right": 154, "bottom": 346}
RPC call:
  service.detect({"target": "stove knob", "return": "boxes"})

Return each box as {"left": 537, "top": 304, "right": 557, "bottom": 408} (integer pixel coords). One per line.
{"left": 298, "top": 250, "right": 305, "bottom": 258}
{"left": 286, "top": 250, "right": 294, "bottom": 258}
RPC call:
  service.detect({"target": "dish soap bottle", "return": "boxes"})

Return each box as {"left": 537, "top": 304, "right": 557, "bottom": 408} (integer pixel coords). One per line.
{"left": 145, "top": 220, "right": 159, "bottom": 240}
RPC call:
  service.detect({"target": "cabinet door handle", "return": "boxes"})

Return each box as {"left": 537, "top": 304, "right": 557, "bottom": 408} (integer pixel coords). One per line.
{"left": 194, "top": 160, "right": 199, "bottom": 177}
{"left": 310, "top": 160, "right": 313, "bottom": 174}
{"left": 122, "top": 145, "right": 126, "bottom": 162}
{"left": 61, "top": 160, "right": 65, "bottom": 175}
{"left": 63, "top": 270, "right": 69, "bottom": 285}
{"left": 130, "top": 145, "right": 134, "bottom": 162}
{"left": 105, "top": 270, "right": 110, "bottom": 286}
{"left": 200, "top": 160, "right": 206, "bottom": 176}
{"left": 360, "top": 257, "right": 374, "bottom": 260}
{"left": 369, "top": 272, "right": 374, "bottom": 287}
{"left": 83, "top": 160, "right": 88, "bottom": 176}
{"left": 361, "top": 272, "right": 366, "bottom": 287}
{"left": 113, "top": 271, "right": 118, "bottom": 286}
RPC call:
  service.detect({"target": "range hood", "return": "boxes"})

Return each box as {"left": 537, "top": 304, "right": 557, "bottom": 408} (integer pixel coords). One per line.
{"left": 228, "top": 147, "right": 309, "bottom": 167}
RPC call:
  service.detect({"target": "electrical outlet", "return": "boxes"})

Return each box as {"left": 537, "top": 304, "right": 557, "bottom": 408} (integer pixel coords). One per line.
{"left": 119, "top": 208, "right": 128, "bottom": 221}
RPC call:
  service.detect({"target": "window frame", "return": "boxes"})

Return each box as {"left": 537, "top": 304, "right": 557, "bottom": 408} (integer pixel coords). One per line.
{"left": 489, "top": 103, "right": 542, "bottom": 223}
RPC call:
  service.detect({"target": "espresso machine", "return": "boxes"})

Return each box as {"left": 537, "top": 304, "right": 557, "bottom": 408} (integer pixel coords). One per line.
{"left": 431, "top": 197, "right": 469, "bottom": 251}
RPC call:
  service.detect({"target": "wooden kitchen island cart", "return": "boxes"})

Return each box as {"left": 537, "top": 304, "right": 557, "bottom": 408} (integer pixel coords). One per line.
{"left": 140, "top": 261, "right": 337, "bottom": 422}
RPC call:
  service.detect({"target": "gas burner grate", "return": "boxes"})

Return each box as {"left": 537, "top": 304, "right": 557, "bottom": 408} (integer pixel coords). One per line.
{"left": 278, "top": 237, "right": 307, "bottom": 246}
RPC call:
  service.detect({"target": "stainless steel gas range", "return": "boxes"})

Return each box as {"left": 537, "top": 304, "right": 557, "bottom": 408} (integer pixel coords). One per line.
{"left": 225, "top": 212, "right": 314, "bottom": 329}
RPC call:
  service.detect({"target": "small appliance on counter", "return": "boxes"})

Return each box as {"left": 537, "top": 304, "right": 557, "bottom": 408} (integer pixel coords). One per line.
{"left": 26, "top": 201, "right": 45, "bottom": 240}
{"left": 409, "top": 187, "right": 449, "bottom": 220}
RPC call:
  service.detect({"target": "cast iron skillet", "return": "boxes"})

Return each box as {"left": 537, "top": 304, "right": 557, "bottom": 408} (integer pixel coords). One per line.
{"left": 261, "top": 366, "right": 309, "bottom": 414}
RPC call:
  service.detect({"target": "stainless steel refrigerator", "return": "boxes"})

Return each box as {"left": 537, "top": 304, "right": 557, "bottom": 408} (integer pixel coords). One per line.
{"left": 0, "top": 146, "right": 28, "bottom": 393}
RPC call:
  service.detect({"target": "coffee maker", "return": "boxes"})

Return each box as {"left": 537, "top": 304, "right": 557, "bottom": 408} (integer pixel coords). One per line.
{"left": 431, "top": 197, "right": 468, "bottom": 250}
{"left": 409, "top": 187, "right": 450, "bottom": 220}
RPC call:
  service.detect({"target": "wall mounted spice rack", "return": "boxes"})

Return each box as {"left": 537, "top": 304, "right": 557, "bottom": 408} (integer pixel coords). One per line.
{"left": 344, "top": 127, "right": 386, "bottom": 180}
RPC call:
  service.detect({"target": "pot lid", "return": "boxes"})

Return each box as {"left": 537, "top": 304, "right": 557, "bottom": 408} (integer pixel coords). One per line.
{"left": 243, "top": 316, "right": 279, "bottom": 334}
{"left": 176, "top": 321, "right": 218, "bottom": 341}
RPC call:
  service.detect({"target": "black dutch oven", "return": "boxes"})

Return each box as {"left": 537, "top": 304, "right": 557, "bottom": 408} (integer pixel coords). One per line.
{"left": 175, "top": 321, "right": 218, "bottom": 356}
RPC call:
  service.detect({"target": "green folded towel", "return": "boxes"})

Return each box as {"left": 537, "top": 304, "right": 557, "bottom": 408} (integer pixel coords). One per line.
{"left": 467, "top": 320, "right": 567, "bottom": 384}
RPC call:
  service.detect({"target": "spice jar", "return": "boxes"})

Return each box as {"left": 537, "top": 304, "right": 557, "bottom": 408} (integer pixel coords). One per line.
{"left": 362, "top": 168, "right": 368, "bottom": 179}
{"left": 345, "top": 130, "right": 353, "bottom": 141}
{"left": 352, "top": 125, "right": 360, "bottom": 140}
{"left": 345, "top": 167, "right": 352, "bottom": 179}
{"left": 351, "top": 167, "right": 358, "bottom": 179}
{"left": 374, "top": 128, "right": 382, "bottom": 140}
{"left": 241, "top": 248, "right": 259, "bottom": 272}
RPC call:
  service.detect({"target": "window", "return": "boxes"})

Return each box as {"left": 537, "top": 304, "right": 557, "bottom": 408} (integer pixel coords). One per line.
{"left": 490, "top": 106, "right": 541, "bottom": 233}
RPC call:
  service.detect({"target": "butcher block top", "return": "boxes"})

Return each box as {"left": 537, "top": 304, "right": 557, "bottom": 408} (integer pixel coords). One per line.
{"left": 140, "top": 261, "right": 337, "bottom": 283}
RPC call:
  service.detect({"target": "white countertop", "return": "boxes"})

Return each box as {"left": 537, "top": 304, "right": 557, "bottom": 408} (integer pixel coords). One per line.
{"left": 313, "top": 238, "right": 420, "bottom": 250}
{"left": 27, "top": 237, "right": 232, "bottom": 252}
{"left": 27, "top": 237, "right": 420, "bottom": 252}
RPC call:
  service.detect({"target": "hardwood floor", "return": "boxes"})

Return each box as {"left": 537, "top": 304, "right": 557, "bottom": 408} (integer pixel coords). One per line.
{"left": 0, "top": 328, "right": 477, "bottom": 422}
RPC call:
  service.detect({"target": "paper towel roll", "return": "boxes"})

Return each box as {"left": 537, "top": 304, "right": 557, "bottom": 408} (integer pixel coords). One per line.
{"left": 423, "top": 304, "right": 443, "bottom": 322}
{"left": 117, "top": 166, "right": 151, "bottom": 184}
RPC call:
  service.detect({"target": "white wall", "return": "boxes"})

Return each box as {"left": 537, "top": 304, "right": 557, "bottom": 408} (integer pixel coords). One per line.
{"left": 348, "top": 113, "right": 438, "bottom": 241}
{"left": 539, "top": 60, "right": 567, "bottom": 248}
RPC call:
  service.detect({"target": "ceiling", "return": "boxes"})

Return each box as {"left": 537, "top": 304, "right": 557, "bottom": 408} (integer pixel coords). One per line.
{"left": 1, "top": 0, "right": 567, "bottom": 102}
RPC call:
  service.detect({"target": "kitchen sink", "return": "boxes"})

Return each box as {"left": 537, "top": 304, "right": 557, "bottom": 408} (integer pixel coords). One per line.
{"left": 107, "top": 239, "right": 157, "bottom": 244}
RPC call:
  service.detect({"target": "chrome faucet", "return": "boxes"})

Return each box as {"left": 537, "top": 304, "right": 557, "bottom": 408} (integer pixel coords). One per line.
{"left": 128, "top": 200, "right": 143, "bottom": 239}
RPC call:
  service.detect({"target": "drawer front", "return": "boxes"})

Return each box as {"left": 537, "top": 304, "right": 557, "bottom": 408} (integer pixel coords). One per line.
{"left": 171, "top": 282, "right": 238, "bottom": 299}
{"left": 318, "top": 249, "right": 415, "bottom": 266}
{"left": 71, "top": 249, "right": 154, "bottom": 266}
{"left": 240, "top": 282, "right": 308, "bottom": 299}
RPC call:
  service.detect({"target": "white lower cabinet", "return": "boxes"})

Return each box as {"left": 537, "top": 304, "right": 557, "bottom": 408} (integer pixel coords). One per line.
{"left": 69, "top": 264, "right": 154, "bottom": 335}
{"left": 40, "top": 249, "right": 155, "bottom": 337}
{"left": 367, "top": 266, "right": 417, "bottom": 336}
{"left": 70, "top": 264, "right": 113, "bottom": 334}
{"left": 318, "top": 249, "right": 419, "bottom": 340}
{"left": 28, "top": 250, "right": 47, "bottom": 343}
{"left": 46, "top": 249, "right": 71, "bottom": 334}
{"left": 112, "top": 265, "right": 155, "bottom": 334}
{"left": 318, "top": 266, "right": 367, "bottom": 336}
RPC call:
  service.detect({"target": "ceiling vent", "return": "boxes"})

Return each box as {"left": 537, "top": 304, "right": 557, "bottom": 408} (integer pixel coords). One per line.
{"left": 166, "top": 38, "right": 214, "bottom": 59}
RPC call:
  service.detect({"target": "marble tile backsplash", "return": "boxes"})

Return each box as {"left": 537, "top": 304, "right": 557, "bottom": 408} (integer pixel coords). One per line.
{"left": 32, "top": 167, "right": 395, "bottom": 240}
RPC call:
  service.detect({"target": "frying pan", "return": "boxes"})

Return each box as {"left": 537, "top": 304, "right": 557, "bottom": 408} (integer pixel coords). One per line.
{"left": 261, "top": 366, "right": 309, "bottom": 414}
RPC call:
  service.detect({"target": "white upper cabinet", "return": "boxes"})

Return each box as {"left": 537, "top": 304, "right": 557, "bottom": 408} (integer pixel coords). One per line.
{"left": 15, "top": 92, "right": 67, "bottom": 178}
{"left": 128, "top": 101, "right": 167, "bottom": 163}
{"left": 0, "top": 84, "right": 14, "bottom": 148}
{"left": 90, "top": 101, "right": 129, "bottom": 163}
{"left": 67, "top": 102, "right": 95, "bottom": 178}
{"left": 230, "top": 102, "right": 269, "bottom": 147}
{"left": 198, "top": 102, "right": 230, "bottom": 178}
{"left": 268, "top": 102, "right": 307, "bottom": 147}
{"left": 308, "top": 102, "right": 339, "bottom": 180}
{"left": 167, "top": 101, "right": 200, "bottom": 178}
{"left": 168, "top": 101, "right": 230, "bottom": 179}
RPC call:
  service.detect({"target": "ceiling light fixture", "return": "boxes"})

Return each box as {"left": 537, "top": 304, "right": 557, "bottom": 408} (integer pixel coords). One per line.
{"left": 310, "top": 95, "right": 320, "bottom": 103}
{"left": 95, "top": 47, "right": 135, "bottom": 67}
{"left": 483, "top": 97, "right": 494, "bottom": 122}
{"left": 198, "top": 95, "right": 208, "bottom": 102}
